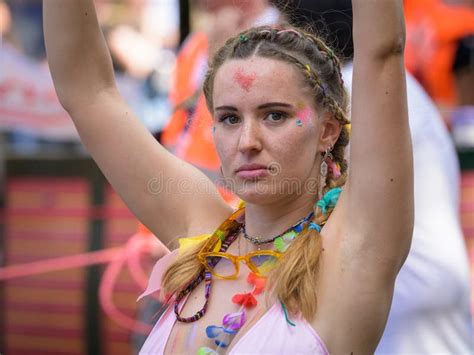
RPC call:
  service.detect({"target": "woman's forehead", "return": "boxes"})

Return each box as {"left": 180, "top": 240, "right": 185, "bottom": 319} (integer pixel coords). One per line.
{"left": 213, "top": 57, "right": 310, "bottom": 109}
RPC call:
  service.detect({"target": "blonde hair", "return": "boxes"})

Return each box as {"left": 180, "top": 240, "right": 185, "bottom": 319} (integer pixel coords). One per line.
{"left": 162, "top": 25, "right": 349, "bottom": 320}
{"left": 161, "top": 241, "right": 206, "bottom": 301}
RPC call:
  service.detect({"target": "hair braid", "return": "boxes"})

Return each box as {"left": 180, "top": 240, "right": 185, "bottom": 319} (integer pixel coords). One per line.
{"left": 306, "top": 34, "right": 345, "bottom": 85}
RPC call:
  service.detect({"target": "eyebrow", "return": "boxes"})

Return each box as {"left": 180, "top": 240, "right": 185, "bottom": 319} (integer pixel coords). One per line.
{"left": 215, "top": 102, "right": 294, "bottom": 112}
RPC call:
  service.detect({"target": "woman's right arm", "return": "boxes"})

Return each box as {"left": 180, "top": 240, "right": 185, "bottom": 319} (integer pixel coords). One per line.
{"left": 43, "top": 0, "right": 232, "bottom": 246}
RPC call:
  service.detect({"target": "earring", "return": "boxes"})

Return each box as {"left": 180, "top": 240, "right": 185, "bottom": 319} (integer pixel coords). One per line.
{"left": 320, "top": 148, "right": 333, "bottom": 177}
{"left": 319, "top": 147, "right": 333, "bottom": 199}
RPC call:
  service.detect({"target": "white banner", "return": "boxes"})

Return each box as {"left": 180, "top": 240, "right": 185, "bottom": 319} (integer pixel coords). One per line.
{"left": 0, "top": 43, "right": 79, "bottom": 141}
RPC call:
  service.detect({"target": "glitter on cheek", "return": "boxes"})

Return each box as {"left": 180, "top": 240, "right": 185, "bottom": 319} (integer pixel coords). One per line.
{"left": 296, "top": 119, "right": 303, "bottom": 127}
{"left": 233, "top": 68, "right": 257, "bottom": 92}
{"left": 296, "top": 107, "right": 313, "bottom": 125}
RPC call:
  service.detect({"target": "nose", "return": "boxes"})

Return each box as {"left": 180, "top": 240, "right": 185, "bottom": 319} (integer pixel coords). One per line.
{"left": 238, "top": 119, "right": 263, "bottom": 154}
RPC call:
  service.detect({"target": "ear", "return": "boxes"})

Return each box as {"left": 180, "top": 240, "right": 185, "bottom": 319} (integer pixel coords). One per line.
{"left": 318, "top": 113, "right": 342, "bottom": 152}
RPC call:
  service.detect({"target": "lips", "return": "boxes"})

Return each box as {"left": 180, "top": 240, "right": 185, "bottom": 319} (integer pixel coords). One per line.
{"left": 235, "top": 164, "right": 270, "bottom": 179}
{"left": 236, "top": 164, "right": 268, "bottom": 172}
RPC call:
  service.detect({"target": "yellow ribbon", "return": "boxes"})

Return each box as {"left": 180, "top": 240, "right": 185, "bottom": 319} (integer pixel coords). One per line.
{"left": 178, "top": 234, "right": 215, "bottom": 254}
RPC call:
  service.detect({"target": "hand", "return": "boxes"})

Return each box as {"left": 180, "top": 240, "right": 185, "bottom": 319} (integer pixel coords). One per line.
{"left": 207, "top": 6, "right": 247, "bottom": 56}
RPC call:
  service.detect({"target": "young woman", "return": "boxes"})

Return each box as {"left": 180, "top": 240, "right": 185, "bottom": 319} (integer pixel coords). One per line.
{"left": 44, "top": 0, "right": 413, "bottom": 353}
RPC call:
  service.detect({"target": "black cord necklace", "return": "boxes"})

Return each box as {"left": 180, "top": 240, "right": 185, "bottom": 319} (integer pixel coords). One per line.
{"left": 242, "top": 210, "right": 314, "bottom": 246}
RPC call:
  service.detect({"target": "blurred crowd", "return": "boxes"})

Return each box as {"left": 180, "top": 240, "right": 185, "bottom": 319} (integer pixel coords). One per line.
{"left": 0, "top": 0, "right": 180, "bottom": 155}
{"left": 0, "top": 0, "right": 473, "bottom": 353}
{"left": 0, "top": 0, "right": 473, "bottom": 156}
{"left": 0, "top": 0, "right": 473, "bottom": 154}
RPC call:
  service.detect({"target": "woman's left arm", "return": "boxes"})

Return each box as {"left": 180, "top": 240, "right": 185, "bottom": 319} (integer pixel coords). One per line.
{"left": 348, "top": 0, "right": 413, "bottom": 277}
{"left": 316, "top": 0, "right": 413, "bottom": 352}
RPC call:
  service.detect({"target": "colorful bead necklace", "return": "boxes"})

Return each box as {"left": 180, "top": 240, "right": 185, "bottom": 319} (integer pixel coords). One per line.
{"left": 174, "top": 211, "right": 311, "bottom": 354}
{"left": 174, "top": 206, "right": 315, "bottom": 324}
{"left": 242, "top": 210, "right": 314, "bottom": 246}
{"left": 198, "top": 271, "right": 266, "bottom": 354}
{"left": 172, "top": 187, "right": 343, "bottom": 353}
{"left": 174, "top": 208, "right": 244, "bottom": 323}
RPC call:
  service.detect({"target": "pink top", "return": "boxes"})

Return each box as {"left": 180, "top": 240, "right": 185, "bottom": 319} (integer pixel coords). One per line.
{"left": 138, "top": 251, "right": 329, "bottom": 354}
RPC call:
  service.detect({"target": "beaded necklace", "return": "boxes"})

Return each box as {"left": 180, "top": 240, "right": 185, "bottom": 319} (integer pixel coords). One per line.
{"left": 174, "top": 207, "right": 315, "bottom": 323}
{"left": 242, "top": 210, "right": 314, "bottom": 245}
{"left": 174, "top": 210, "right": 312, "bottom": 353}
{"left": 197, "top": 270, "right": 266, "bottom": 354}
{"left": 174, "top": 208, "right": 245, "bottom": 323}
{"left": 173, "top": 188, "right": 342, "bottom": 352}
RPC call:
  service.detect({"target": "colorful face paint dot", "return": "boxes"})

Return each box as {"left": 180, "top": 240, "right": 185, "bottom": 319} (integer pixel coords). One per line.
{"left": 296, "top": 119, "right": 303, "bottom": 127}
{"left": 296, "top": 106, "right": 313, "bottom": 125}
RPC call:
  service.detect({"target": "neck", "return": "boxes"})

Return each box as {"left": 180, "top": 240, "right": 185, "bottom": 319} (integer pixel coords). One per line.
{"left": 243, "top": 194, "right": 315, "bottom": 241}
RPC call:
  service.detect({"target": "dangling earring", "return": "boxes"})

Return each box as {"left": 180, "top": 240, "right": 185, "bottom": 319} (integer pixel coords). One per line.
{"left": 319, "top": 147, "right": 333, "bottom": 198}
{"left": 320, "top": 148, "right": 333, "bottom": 177}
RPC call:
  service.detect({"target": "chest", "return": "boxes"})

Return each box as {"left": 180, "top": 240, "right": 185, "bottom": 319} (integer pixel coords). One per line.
{"left": 164, "top": 269, "right": 267, "bottom": 354}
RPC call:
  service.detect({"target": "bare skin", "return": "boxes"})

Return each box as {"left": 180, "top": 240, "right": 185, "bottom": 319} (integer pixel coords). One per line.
{"left": 214, "top": 58, "right": 337, "bottom": 235}
{"left": 43, "top": 0, "right": 412, "bottom": 353}
{"left": 165, "top": 58, "right": 337, "bottom": 352}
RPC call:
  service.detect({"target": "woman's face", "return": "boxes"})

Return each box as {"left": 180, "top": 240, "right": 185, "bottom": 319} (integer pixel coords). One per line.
{"left": 212, "top": 56, "right": 329, "bottom": 204}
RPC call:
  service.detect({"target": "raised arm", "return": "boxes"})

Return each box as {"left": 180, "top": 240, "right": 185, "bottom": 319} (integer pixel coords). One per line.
{"left": 349, "top": 0, "right": 413, "bottom": 272}
{"left": 316, "top": 0, "right": 414, "bottom": 352}
{"left": 43, "top": 0, "right": 231, "bottom": 247}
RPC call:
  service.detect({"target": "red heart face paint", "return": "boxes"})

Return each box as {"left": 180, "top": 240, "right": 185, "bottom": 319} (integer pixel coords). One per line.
{"left": 233, "top": 68, "right": 257, "bottom": 92}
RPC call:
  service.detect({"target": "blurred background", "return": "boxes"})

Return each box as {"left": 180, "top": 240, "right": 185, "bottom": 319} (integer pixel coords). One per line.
{"left": 0, "top": 0, "right": 473, "bottom": 354}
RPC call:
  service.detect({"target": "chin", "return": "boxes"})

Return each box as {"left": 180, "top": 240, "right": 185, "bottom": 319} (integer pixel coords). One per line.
{"left": 232, "top": 180, "right": 286, "bottom": 206}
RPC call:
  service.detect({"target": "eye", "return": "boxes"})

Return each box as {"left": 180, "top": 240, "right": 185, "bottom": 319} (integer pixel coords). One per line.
{"left": 265, "top": 111, "right": 288, "bottom": 123}
{"left": 218, "top": 114, "right": 241, "bottom": 125}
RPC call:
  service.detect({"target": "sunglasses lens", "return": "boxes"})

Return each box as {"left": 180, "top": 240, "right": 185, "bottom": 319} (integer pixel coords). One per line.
{"left": 249, "top": 254, "right": 279, "bottom": 276}
{"left": 205, "top": 255, "right": 237, "bottom": 278}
